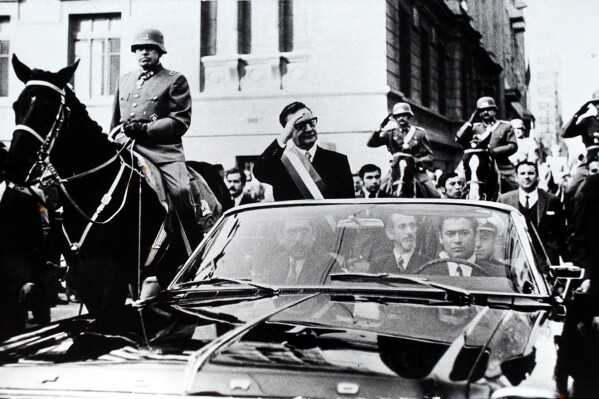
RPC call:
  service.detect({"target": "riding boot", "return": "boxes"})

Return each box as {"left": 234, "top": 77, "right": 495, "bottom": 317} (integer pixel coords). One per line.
{"left": 178, "top": 208, "right": 202, "bottom": 251}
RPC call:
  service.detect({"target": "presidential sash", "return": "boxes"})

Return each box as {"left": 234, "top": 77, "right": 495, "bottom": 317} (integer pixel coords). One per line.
{"left": 280, "top": 146, "right": 326, "bottom": 199}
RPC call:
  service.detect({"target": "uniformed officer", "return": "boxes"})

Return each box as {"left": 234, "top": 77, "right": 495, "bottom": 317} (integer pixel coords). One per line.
{"left": 456, "top": 96, "right": 518, "bottom": 193}
{"left": 367, "top": 102, "right": 439, "bottom": 198}
{"left": 110, "top": 28, "right": 199, "bottom": 246}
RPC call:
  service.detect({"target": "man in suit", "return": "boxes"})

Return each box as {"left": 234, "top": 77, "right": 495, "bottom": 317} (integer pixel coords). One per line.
{"left": 225, "top": 167, "right": 257, "bottom": 207}
{"left": 356, "top": 164, "right": 391, "bottom": 198}
{"left": 252, "top": 102, "right": 354, "bottom": 201}
{"left": 267, "top": 219, "right": 332, "bottom": 284}
{"left": 367, "top": 102, "right": 439, "bottom": 198}
{"left": 456, "top": 96, "right": 518, "bottom": 193}
{"left": 110, "top": 28, "right": 200, "bottom": 245}
{"left": 498, "top": 161, "right": 569, "bottom": 265}
{"left": 372, "top": 213, "right": 430, "bottom": 274}
{"left": 423, "top": 216, "right": 506, "bottom": 277}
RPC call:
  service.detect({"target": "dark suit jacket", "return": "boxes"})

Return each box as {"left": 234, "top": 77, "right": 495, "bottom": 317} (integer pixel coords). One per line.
{"left": 571, "top": 173, "right": 599, "bottom": 285}
{"left": 253, "top": 140, "right": 354, "bottom": 201}
{"left": 562, "top": 105, "right": 599, "bottom": 147}
{"left": 371, "top": 247, "right": 431, "bottom": 274}
{"left": 420, "top": 258, "right": 507, "bottom": 277}
{"left": 498, "top": 189, "right": 569, "bottom": 264}
{"left": 456, "top": 120, "right": 517, "bottom": 171}
{"left": 356, "top": 189, "right": 393, "bottom": 198}
{"left": 236, "top": 192, "right": 257, "bottom": 206}
{"left": 267, "top": 249, "right": 335, "bottom": 285}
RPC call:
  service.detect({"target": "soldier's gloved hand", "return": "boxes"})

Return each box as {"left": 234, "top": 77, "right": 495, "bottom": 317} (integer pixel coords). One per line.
{"left": 123, "top": 121, "right": 148, "bottom": 140}
{"left": 379, "top": 114, "right": 392, "bottom": 129}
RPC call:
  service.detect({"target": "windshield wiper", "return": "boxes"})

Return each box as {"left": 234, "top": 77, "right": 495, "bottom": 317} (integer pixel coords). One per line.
{"left": 173, "top": 277, "right": 280, "bottom": 295}
{"left": 329, "top": 272, "right": 472, "bottom": 303}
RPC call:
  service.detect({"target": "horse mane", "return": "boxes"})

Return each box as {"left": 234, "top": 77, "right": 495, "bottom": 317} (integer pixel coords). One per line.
{"left": 63, "top": 86, "right": 105, "bottom": 138}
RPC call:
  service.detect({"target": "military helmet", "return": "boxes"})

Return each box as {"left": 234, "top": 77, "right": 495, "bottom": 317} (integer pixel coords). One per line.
{"left": 510, "top": 118, "right": 525, "bottom": 129}
{"left": 392, "top": 102, "right": 414, "bottom": 117}
{"left": 476, "top": 96, "right": 498, "bottom": 110}
{"left": 131, "top": 28, "right": 167, "bottom": 54}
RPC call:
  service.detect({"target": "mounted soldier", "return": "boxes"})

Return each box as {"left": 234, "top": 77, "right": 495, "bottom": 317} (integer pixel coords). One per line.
{"left": 367, "top": 102, "right": 439, "bottom": 198}
{"left": 110, "top": 28, "right": 201, "bottom": 248}
{"left": 456, "top": 96, "right": 517, "bottom": 199}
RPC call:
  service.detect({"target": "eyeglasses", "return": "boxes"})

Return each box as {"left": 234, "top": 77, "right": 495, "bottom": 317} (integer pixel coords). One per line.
{"left": 294, "top": 117, "right": 318, "bottom": 131}
{"left": 590, "top": 168, "right": 599, "bottom": 175}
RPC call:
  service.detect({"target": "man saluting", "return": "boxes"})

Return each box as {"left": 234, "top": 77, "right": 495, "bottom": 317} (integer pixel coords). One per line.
{"left": 253, "top": 102, "right": 354, "bottom": 201}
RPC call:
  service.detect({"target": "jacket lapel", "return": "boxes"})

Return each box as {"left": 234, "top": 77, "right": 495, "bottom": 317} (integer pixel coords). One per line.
{"left": 536, "top": 190, "right": 547, "bottom": 226}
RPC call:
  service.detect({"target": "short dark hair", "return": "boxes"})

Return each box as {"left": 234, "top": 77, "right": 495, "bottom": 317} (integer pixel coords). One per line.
{"left": 225, "top": 167, "right": 247, "bottom": 185}
{"left": 515, "top": 161, "right": 538, "bottom": 175}
{"left": 279, "top": 101, "right": 312, "bottom": 127}
{"left": 437, "top": 171, "right": 460, "bottom": 189}
{"left": 358, "top": 164, "right": 382, "bottom": 179}
{"left": 440, "top": 216, "right": 478, "bottom": 234}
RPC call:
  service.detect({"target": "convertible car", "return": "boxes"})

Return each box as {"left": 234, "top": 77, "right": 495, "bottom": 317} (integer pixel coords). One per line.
{"left": 0, "top": 200, "right": 585, "bottom": 398}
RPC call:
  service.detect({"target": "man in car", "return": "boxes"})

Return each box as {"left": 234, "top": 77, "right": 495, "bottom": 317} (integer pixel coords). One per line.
{"left": 475, "top": 215, "right": 510, "bottom": 273}
{"left": 270, "top": 219, "right": 331, "bottom": 284}
{"left": 498, "top": 161, "right": 569, "bottom": 265}
{"left": 437, "top": 171, "right": 464, "bottom": 199}
{"left": 424, "top": 216, "right": 506, "bottom": 277}
{"left": 357, "top": 164, "right": 390, "bottom": 198}
{"left": 252, "top": 102, "right": 354, "bottom": 201}
{"left": 371, "top": 213, "right": 430, "bottom": 274}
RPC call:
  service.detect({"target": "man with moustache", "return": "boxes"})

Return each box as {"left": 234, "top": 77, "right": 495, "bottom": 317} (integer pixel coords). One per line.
{"left": 372, "top": 213, "right": 430, "bottom": 274}
{"left": 225, "top": 167, "right": 257, "bottom": 207}
{"left": 253, "top": 102, "right": 354, "bottom": 201}
{"left": 110, "top": 28, "right": 200, "bottom": 246}
{"left": 367, "top": 102, "right": 439, "bottom": 198}
{"left": 456, "top": 96, "right": 518, "bottom": 193}
{"left": 498, "top": 161, "right": 569, "bottom": 265}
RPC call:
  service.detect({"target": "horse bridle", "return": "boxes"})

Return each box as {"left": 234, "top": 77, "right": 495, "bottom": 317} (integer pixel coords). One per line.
{"left": 12, "top": 80, "right": 137, "bottom": 252}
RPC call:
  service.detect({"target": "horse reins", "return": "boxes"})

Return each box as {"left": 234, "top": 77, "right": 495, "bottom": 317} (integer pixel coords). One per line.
{"left": 12, "top": 80, "right": 138, "bottom": 253}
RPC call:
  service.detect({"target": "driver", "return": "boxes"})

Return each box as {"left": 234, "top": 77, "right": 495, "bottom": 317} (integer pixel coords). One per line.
{"left": 423, "top": 216, "right": 505, "bottom": 277}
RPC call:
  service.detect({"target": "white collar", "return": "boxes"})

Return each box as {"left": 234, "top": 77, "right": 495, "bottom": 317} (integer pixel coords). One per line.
{"left": 518, "top": 188, "right": 539, "bottom": 207}
{"left": 393, "top": 248, "right": 415, "bottom": 270}
{"left": 447, "top": 254, "right": 475, "bottom": 276}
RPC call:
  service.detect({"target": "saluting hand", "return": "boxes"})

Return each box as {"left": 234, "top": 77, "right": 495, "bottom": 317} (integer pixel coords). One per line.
{"left": 279, "top": 111, "right": 307, "bottom": 145}
{"left": 379, "top": 114, "right": 392, "bottom": 130}
{"left": 468, "top": 110, "right": 479, "bottom": 124}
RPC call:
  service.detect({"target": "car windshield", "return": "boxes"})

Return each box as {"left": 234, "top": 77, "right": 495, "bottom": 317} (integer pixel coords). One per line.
{"left": 173, "top": 203, "right": 546, "bottom": 295}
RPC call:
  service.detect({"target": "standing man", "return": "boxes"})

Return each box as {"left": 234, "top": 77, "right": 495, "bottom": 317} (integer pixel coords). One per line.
{"left": 509, "top": 118, "right": 537, "bottom": 165}
{"left": 110, "top": 28, "right": 200, "bottom": 246}
{"left": 357, "top": 164, "right": 390, "bottom": 198}
{"left": 352, "top": 173, "right": 363, "bottom": 198}
{"left": 367, "top": 102, "right": 439, "bottom": 198}
{"left": 253, "top": 102, "right": 354, "bottom": 201}
{"left": 456, "top": 96, "right": 518, "bottom": 193}
{"left": 437, "top": 171, "right": 464, "bottom": 199}
{"left": 498, "top": 161, "right": 569, "bottom": 265}
{"left": 225, "top": 167, "right": 257, "bottom": 207}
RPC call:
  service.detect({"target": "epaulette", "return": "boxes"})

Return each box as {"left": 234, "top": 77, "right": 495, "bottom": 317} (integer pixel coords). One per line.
{"left": 168, "top": 70, "right": 176, "bottom": 76}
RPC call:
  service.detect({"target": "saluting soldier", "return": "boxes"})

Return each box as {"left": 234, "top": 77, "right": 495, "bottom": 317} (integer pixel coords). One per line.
{"left": 456, "top": 96, "right": 518, "bottom": 193}
{"left": 110, "top": 28, "right": 200, "bottom": 246}
{"left": 367, "top": 102, "right": 439, "bottom": 198}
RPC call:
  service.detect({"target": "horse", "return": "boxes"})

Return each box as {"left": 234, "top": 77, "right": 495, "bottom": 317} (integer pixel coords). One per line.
{"left": 382, "top": 152, "right": 417, "bottom": 198}
{"left": 461, "top": 146, "right": 500, "bottom": 201}
{"left": 4, "top": 55, "right": 219, "bottom": 326}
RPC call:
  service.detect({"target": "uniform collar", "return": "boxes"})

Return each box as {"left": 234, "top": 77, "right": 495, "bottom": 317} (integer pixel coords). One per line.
{"left": 138, "top": 63, "right": 164, "bottom": 78}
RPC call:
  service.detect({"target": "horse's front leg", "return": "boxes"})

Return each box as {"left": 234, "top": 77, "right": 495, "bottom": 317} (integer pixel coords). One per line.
{"left": 467, "top": 155, "right": 481, "bottom": 201}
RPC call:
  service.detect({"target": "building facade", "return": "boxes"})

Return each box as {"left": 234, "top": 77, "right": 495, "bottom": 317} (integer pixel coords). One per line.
{"left": 0, "top": 0, "right": 531, "bottom": 174}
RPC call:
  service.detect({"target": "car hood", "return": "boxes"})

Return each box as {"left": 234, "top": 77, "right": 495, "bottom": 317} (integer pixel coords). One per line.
{"left": 0, "top": 292, "right": 556, "bottom": 398}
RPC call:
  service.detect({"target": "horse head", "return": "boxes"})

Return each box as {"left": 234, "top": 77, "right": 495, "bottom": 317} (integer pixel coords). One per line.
{"left": 5, "top": 54, "right": 79, "bottom": 185}
{"left": 462, "top": 147, "right": 500, "bottom": 201}
{"left": 389, "top": 152, "right": 416, "bottom": 197}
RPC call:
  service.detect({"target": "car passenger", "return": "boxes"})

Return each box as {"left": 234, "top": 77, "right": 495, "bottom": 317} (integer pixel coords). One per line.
{"left": 371, "top": 213, "right": 431, "bottom": 274}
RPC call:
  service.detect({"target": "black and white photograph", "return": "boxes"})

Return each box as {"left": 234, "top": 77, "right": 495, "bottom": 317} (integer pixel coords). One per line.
{"left": 0, "top": 0, "right": 599, "bottom": 397}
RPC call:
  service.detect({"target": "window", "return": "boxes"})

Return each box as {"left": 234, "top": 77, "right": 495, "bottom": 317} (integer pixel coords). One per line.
{"left": 68, "top": 14, "right": 121, "bottom": 98}
{"left": 0, "top": 17, "right": 9, "bottom": 97}
{"left": 437, "top": 46, "right": 447, "bottom": 115}
{"left": 237, "top": 0, "right": 251, "bottom": 55}
{"left": 278, "top": 0, "right": 293, "bottom": 52}
{"left": 200, "top": 1, "right": 217, "bottom": 92}
{"left": 461, "top": 51, "right": 471, "bottom": 118}
{"left": 420, "top": 29, "right": 430, "bottom": 107}
{"left": 399, "top": 11, "right": 411, "bottom": 96}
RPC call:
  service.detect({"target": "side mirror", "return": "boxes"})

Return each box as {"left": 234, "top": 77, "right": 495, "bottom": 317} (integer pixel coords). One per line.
{"left": 550, "top": 264, "right": 585, "bottom": 280}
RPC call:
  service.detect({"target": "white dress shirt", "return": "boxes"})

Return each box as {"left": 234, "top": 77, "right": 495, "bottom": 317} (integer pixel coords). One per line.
{"left": 447, "top": 254, "right": 476, "bottom": 277}
{"left": 393, "top": 248, "right": 414, "bottom": 271}
{"left": 518, "top": 188, "right": 539, "bottom": 208}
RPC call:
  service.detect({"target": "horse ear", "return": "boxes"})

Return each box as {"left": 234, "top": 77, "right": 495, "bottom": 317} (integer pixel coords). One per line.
{"left": 12, "top": 54, "right": 32, "bottom": 83}
{"left": 55, "top": 59, "right": 80, "bottom": 86}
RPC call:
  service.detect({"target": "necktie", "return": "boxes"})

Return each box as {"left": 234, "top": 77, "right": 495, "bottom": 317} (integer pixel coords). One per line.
{"left": 305, "top": 152, "right": 311, "bottom": 162}
{"left": 455, "top": 265, "right": 464, "bottom": 276}
{"left": 287, "top": 260, "right": 298, "bottom": 283}
{"left": 397, "top": 256, "right": 404, "bottom": 270}
{"left": 524, "top": 195, "right": 530, "bottom": 210}
{"left": 369, "top": 192, "right": 375, "bottom": 198}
